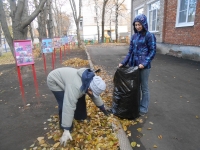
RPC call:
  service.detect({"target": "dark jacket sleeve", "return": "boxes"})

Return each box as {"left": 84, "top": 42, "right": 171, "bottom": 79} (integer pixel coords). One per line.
{"left": 142, "top": 33, "right": 156, "bottom": 67}
{"left": 121, "top": 35, "right": 134, "bottom": 66}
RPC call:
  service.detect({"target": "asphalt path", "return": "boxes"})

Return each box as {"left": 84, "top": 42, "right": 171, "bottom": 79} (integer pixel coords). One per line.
{"left": 86, "top": 44, "right": 200, "bottom": 150}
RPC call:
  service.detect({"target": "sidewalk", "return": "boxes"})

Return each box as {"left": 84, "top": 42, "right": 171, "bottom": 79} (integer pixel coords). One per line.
{"left": 86, "top": 44, "right": 200, "bottom": 150}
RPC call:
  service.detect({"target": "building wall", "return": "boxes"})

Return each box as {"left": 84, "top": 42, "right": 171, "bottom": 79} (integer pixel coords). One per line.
{"left": 163, "top": 0, "right": 200, "bottom": 46}
{"left": 131, "top": 0, "right": 165, "bottom": 43}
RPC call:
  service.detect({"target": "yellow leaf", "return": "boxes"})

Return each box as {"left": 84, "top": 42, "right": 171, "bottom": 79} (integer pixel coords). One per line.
{"left": 137, "top": 128, "right": 142, "bottom": 132}
{"left": 87, "top": 134, "right": 92, "bottom": 141}
{"left": 39, "top": 139, "right": 45, "bottom": 145}
{"left": 153, "top": 145, "right": 158, "bottom": 148}
{"left": 37, "top": 137, "right": 44, "bottom": 142}
{"left": 131, "top": 142, "right": 137, "bottom": 147}
{"left": 196, "top": 116, "right": 199, "bottom": 119}
{"left": 147, "top": 128, "right": 152, "bottom": 130}
{"left": 158, "top": 135, "right": 162, "bottom": 139}
{"left": 53, "top": 142, "right": 60, "bottom": 148}
{"left": 123, "top": 125, "right": 127, "bottom": 131}
{"left": 149, "top": 122, "right": 154, "bottom": 125}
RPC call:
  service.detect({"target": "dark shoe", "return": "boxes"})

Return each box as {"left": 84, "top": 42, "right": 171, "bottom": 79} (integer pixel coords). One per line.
{"left": 76, "top": 116, "right": 91, "bottom": 123}
{"left": 139, "top": 112, "right": 146, "bottom": 116}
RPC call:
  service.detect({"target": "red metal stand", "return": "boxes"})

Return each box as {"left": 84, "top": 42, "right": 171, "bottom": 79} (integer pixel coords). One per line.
{"left": 64, "top": 45, "right": 66, "bottom": 59}
{"left": 31, "top": 64, "right": 39, "bottom": 98}
{"left": 42, "top": 53, "right": 47, "bottom": 74}
{"left": 54, "top": 48, "right": 56, "bottom": 62}
{"left": 60, "top": 47, "right": 62, "bottom": 63}
{"left": 67, "top": 43, "right": 70, "bottom": 54}
{"left": 17, "top": 66, "right": 26, "bottom": 106}
{"left": 52, "top": 52, "right": 54, "bottom": 70}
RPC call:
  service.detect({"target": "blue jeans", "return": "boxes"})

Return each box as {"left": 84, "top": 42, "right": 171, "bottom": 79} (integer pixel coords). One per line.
{"left": 52, "top": 91, "right": 87, "bottom": 130}
{"left": 140, "top": 68, "right": 150, "bottom": 113}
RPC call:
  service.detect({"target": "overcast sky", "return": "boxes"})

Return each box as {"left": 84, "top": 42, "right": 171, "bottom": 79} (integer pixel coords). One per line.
{"left": 62, "top": 0, "right": 131, "bottom": 14}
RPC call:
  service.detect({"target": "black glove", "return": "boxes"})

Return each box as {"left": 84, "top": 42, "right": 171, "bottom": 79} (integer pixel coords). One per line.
{"left": 102, "top": 109, "right": 110, "bottom": 116}
{"left": 98, "top": 104, "right": 110, "bottom": 116}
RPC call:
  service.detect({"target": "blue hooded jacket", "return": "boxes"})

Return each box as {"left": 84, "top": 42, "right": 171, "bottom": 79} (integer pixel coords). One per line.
{"left": 121, "top": 14, "right": 156, "bottom": 69}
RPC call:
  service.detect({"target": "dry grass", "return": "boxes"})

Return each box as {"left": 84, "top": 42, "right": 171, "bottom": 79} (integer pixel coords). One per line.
{"left": 0, "top": 52, "right": 15, "bottom": 65}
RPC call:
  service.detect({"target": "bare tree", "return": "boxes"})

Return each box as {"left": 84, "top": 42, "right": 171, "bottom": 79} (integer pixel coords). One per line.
{"left": 34, "top": 0, "right": 48, "bottom": 43}
{"left": 0, "top": 0, "right": 47, "bottom": 57}
{"left": 27, "top": 2, "right": 34, "bottom": 43}
{"left": 46, "top": 0, "right": 53, "bottom": 38}
{"left": 69, "top": 0, "right": 82, "bottom": 47}
{"left": 101, "top": 0, "right": 109, "bottom": 43}
{"left": 115, "top": 0, "right": 125, "bottom": 43}
{"left": 51, "top": 0, "right": 71, "bottom": 37}
{"left": 52, "top": 0, "right": 65, "bottom": 37}
{"left": 94, "top": 0, "right": 100, "bottom": 43}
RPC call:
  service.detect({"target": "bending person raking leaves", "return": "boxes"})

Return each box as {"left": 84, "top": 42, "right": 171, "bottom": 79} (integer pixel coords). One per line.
{"left": 47, "top": 67, "right": 110, "bottom": 146}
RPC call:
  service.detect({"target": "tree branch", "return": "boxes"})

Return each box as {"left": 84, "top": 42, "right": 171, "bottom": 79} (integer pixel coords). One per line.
{"left": 69, "top": 0, "right": 77, "bottom": 21}
{"left": 20, "top": 0, "right": 47, "bottom": 29}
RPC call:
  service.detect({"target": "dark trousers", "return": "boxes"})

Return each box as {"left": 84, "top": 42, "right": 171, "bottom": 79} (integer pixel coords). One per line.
{"left": 52, "top": 91, "right": 87, "bottom": 129}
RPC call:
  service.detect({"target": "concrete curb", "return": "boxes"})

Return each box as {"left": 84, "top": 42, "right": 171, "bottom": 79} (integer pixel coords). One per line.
{"left": 83, "top": 44, "right": 132, "bottom": 150}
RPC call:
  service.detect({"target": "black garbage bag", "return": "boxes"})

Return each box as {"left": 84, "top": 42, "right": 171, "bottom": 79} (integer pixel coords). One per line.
{"left": 111, "top": 66, "right": 140, "bottom": 119}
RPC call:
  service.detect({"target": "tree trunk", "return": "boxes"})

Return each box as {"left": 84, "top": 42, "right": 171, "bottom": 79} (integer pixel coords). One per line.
{"left": 69, "top": 0, "right": 82, "bottom": 47}
{"left": 46, "top": 0, "right": 53, "bottom": 38}
{"left": 0, "top": 0, "right": 14, "bottom": 56}
{"left": 29, "top": 24, "right": 34, "bottom": 43}
{"left": 0, "top": 26, "right": 2, "bottom": 56}
{"left": 115, "top": 0, "right": 119, "bottom": 43}
{"left": 0, "top": 25, "right": 2, "bottom": 46}
{"left": 101, "top": 0, "right": 108, "bottom": 43}
{"left": 94, "top": 0, "right": 100, "bottom": 43}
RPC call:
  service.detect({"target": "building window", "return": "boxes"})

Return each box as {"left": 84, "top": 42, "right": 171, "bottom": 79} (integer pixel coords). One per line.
{"left": 135, "top": 7, "right": 144, "bottom": 16}
{"left": 148, "top": 0, "right": 160, "bottom": 32}
{"left": 176, "top": 0, "right": 197, "bottom": 27}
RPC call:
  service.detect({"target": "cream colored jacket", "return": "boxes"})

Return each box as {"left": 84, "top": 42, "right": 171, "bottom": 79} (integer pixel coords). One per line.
{"left": 47, "top": 67, "right": 104, "bottom": 129}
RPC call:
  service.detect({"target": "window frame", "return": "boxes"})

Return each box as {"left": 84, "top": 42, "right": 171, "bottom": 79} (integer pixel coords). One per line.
{"left": 147, "top": 0, "right": 160, "bottom": 32}
{"left": 176, "top": 0, "right": 197, "bottom": 27}
{"left": 135, "top": 4, "right": 144, "bottom": 16}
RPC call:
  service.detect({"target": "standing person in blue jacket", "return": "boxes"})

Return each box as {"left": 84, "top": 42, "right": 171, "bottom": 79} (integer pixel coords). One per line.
{"left": 47, "top": 67, "right": 109, "bottom": 147}
{"left": 119, "top": 14, "right": 156, "bottom": 116}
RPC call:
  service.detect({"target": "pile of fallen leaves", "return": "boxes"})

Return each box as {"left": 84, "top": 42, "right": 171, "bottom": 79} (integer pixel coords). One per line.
{"left": 33, "top": 48, "right": 41, "bottom": 58}
{"left": 62, "top": 58, "right": 89, "bottom": 67}
{"left": 28, "top": 98, "right": 120, "bottom": 150}
{"left": 25, "top": 65, "right": 146, "bottom": 150}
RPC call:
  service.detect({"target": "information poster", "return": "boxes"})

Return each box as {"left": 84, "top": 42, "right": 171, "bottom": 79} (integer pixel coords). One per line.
{"left": 53, "top": 38, "right": 61, "bottom": 48}
{"left": 42, "top": 39, "right": 53, "bottom": 53}
{"left": 14, "top": 40, "right": 34, "bottom": 66}
{"left": 61, "top": 37, "right": 65, "bottom": 45}
{"left": 64, "top": 37, "right": 69, "bottom": 44}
